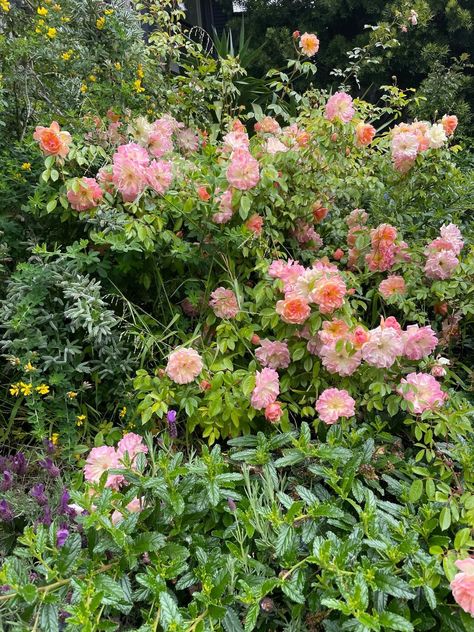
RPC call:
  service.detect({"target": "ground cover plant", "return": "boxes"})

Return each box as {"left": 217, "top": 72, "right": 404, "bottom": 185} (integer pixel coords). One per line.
{"left": 0, "top": 3, "right": 474, "bottom": 631}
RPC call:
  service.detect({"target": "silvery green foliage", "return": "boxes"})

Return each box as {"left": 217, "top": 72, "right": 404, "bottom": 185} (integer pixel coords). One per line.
{"left": 0, "top": 240, "right": 134, "bottom": 382}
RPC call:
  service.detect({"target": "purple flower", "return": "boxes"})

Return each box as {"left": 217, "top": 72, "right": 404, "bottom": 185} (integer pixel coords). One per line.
{"left": 40, "top": 506, "right": 52, "bottom": 526}
{"left": 0, "top": 585, "right": 11, "bottom": 593}
{"left": 227, "top": 497, "right": 237, "bottom": 512}
{"left": 38, "top": 458, "right": 60, "bottom": 478}
{"left": 11, "top": 452, "right": 27, "bottom": 475}
{"left": 0, "top": 470, "right": 13, "bottom": 492}
{"left": 29, "top": 571, "right": 39, "bottom": 582}
{"left": 43, "top": 439, "right": 57, "bottom": 455}
{"left": 30, "top": 483, "right": 48, "bottom": 506}
{"left": 0, "top": 500, "right": 13, "bottom": 522}
{"left": 56, "top": 527, "right": 69, "bottom": 547}
{"left": 167, "top": 409, "right": 178, "bottom": 438}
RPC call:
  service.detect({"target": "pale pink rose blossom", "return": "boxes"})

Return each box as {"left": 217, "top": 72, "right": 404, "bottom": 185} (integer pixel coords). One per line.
{"left": 265, "top": 137, "right": 289, "bottom": 155}
{"left": 112, "top": 143, "right": 149, "bottom": 202}
{"left": 379, "top": 276, "right": 406, "bottom": 299}
{"left": 427, "top": 123, "right": 447, "bottom": 149}
{"left": 382, "top": 316, "right": 402, "bottom": 332}
{"left": 165, "top": 348, "right": 203, "bottom": 384}
{"left": 84, "top": 446, "right": 123, "bottom": 490}
{"left": 209, "top": 287, "right": 239, "bottom": 319}
{"left": 451, "top": 558, "right": 474, "bottom": 616}
{"left": 251, "top": 368, "right": 280, "bottom": 410}
{"left": 362, "top": 326, "right": 404, "bottom": 368}
{"left": 212, "top": 189, "right": 234, "bottom": 224}
{"left": 255, "top": 339, "right": 291, "bottom": 370}
{"left": 222, "top": 130, "right": 250, "bottom": 153}
{"left": 246, "top": 214, "right": 264, "bottom": 235}
{"left": 319, "top": 341, "right": 362, "bottom": 376}
{"left": 424, "top": 249, "right": 459, "bottom": 280}
{"left": 402, "top": 325, "right": 437, "bottom": 360}
{"left": 254, "top": 116, "right": 281, "bottom": 134}
{"left": 325, "top": 92, "right": 355, "bottom": 123}
{"left": 176, "top": 128, "right": 199, "bottom": 153}
{"left": 117, "top": 433, "right": 148, "bottom": 468}
{"left": 67, "top": 177, "right": 103, "bottom": 211}
{"left": 431, "top": 364, "right": 447, "bottom": 378}
{"left": 347, "top": 208, "right": 368, "bottom": 227}
{"left": 398, "top": 372, "right": 447, "bottom": 414}
{"left": 316, "top": 388, "right": 356, "bottom": 424}
{"left": 440, "top": 224, "right": 464, "bottom": 255}
{"left": 391, "top": 131, "right": 419, "bottom": 171}
{"left": 319, "top": 319, "right": 350, "bottom": 345}
{"left": 292, "top": 220, "right": 323, "bottom": 248}
{"left": 146, "top": 160, "right": 173, "bottom": 194}
{"left": 226, "top": 149, "right": 260, "bottom": 190}
{"left": 148, "top": 130, "right": 174, "bottom": 158}
{"left": 409, "top": 9, "right": 418, "bottom": 25}
{"left": 311, "top": 275, "right": 346, "bottom": 314}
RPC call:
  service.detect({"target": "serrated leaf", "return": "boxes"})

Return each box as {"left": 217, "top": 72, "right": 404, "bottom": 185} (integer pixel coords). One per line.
{"left": 222, "top": 607, "right": 244, "bottom": 632}
{"left": 374, "top": 572, "right": 415, "bottom": 599}
{"left": 40, "top": 603, "right": 59, "bottom": 632}
{"left": 379, "top": 611, "right": 414, "bottom": 631}
{"left": 159, "top": 592, "right": 182, "bottom": 628}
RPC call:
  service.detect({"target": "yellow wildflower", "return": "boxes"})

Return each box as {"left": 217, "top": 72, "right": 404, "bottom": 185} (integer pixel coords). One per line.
{"left": 37, "top": 6, "right": 48, "bottom": 15}
{"left": 19, "top": 382, "right": 33, "bottom": 396}
{"left": 60, "top": 16, "right": 69, "bottom": 22}
{"left": 9, "top": 384, "right": 20, "bottom": 397}
{"left": 35, "top": 27, "right": 42, "bottom": 33}
{"left": 119, "top": 406, "right": 127, "bottom": 418}
{"left": 114, "top": 62, "right": 121, "bottom": 70}
{"left": 0, "top": 0, "right": 10, "bottom": 12}
{"left": 24, "top": 361, "right": 36, "bottom": 372}
{"left": 96, "top": 16, "right": 105, "bottom": 29}
{"left": 36, "top": 384, "right": 50, "bottom": 395}
{"left": 137, "top": 64, "right": 144, "bottom": 79}
{"left": 80, "top": 84, "right": 87, "bottom": 93}
{"left": 67, "top": 391, "right": 78, "bottom": 399}
{"left": 47, "top": 27, "right": 57, "bottom": 38}
{"left": 76, "top": 414, "right": 86, "bottom": 426}
{"left": 104, "top": 8, "right": 114, "bottom": 15}
{"left": 52, "top": 3, "right": 61, "bottom": 10}
{"left": 51, "top": 433, "right": 59, "bottom": 445}
{"left": 21, "top": 162, "right": 31, "bottom": 171}
{"left": 133, "top": 79, "right": 145, "bottom": 93}
{"left": 62, "top": 49, "right": 73, "bottom": 61}
{"left": 89, "top": 74, "right": 97, "bottom": 82}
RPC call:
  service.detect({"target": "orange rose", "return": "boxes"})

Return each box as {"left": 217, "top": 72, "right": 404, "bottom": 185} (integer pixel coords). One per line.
{"left": 33, "top": 121, "right": 71, "bottom": 158}
{"left": 276, "top": 295, "right": 311, "bottom": 325}
{"left": 299, "top": 32, "right": 320, "bottom": 57}
{"left": 355, "top": 122, "right": 376, "bottom": 147}
{"left": 441, "top": 115, "right": 458, "bottom": 137}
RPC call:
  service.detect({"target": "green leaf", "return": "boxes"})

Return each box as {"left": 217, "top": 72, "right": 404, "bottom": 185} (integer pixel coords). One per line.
{"left": 40, "top": 603, "right": 59, "bottom": 632}
{"left": 275, "top": 523, "right": 294, "bottom": 557}
{"left": 439, "top": 506, "right": 452, "bottom": 531}
{"left": 46, "top": 198, "right": 58, "bottom": 213}
{"left": 408, "top": 479, "right": 423, "bottom": 502}
{"left": 454, "top": 528, "right": 471, "bottom": 551}
{"left": 374, "top": 572, "right": 415, "bottom": 599}
{"left": 379, "top": 611, "right": 414, "bottom": 631}
{"left": 19, "top": 583, "right": 38, "bottom": 604}
{"left": 222, "top": 607, "right": 245, "bottom": 632}
{"left": 423, "top": 585, "right": 437, "bottom": 610}
{"left": 94, "top": 575, "right": 126, "bottom": 605}
{"left": 57, "top": 533, "right": 82, "bottom": 575}
{"left": 244, "top": 603, "right": 259, "bottom": 632}
{"left": 159, "top": 592, "right": 182, "bottom": 628}
{"left": 132, "top": 532, "right": 166, "bottom": 554}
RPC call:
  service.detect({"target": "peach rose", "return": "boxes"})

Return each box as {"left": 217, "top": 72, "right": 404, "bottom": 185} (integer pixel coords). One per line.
{"left": 33, "top": 121, "right": 71, "bottom": 158}
{"left": 355, "top": 122, "right": 376, "bottom": 146}
{"left": 276, "top": 295, "right": 311, "bottom": 324}
{"left": 442, "top": 115, "right": 458, "bottom": 137}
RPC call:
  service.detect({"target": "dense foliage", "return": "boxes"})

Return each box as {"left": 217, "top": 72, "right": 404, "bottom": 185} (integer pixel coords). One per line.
{"left": 0, "top": 2, "right": 474, "bottom": 631}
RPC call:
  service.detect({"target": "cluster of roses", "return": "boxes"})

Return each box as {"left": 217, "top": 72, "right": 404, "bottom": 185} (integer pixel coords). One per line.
{"left": 424, "top": 223, "right": 465, "bottom": 280}
{"left": 390, "top": 114, "right": 458, "bottom": 172}
{"left": 82, "top": 432, "right": 147, "bottom": 525}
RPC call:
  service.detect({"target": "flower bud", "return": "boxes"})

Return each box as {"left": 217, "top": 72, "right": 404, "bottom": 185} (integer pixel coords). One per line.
{"left": 333, "top": 248, "right": 344, "bottom": 261}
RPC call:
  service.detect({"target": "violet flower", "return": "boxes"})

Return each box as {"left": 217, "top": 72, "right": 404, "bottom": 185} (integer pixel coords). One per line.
{"left": 11, "top": 452, "right": 27, "bottom": 475}
{"left": 56, "top": 527, "right": 69, "bottom": 547}
{"left": 30, "top": 483, "right": 48, "bottom": 506}
{"left": 41, "top": 506, "right": 52, "bottom": 526}
{"left": 0, "top": 500, "right": 13, "bottom": 522}
{"left": 227, "top": 497, "right": 237, "bottom": 512}
{"left": 43, "top": 438, "right": 56, "bottom": 455}
{"left": 38, "top": 458, "right": 60, "bottom": 478}
{"left": 167, "top": 409, "right": 178, "bottom": 438}
{"left": 0, "top": 470, "right": 12, "bottom": 492}
{"left": 58, "top": 488, "right": 76, "bottom": 518}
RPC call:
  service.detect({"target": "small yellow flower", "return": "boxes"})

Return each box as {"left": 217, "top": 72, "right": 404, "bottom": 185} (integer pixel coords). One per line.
{"left": 62, "top": 49, "right": 73, "bottom": 61}
{"left": 9, "top": 384, "right": 20, "bottom": 397}
{"left": 24, "top": 361, "right": 36, "bottom": 372}
{"left": 37, "top": 6, "right": 48, "bottom": 15}
{"left": 46, "top": 27, "right": 57, "bottom": 38}
{"left": 0, "top": 0, "right": 11, "bottom": 13}
{"left": 96, "top": 16, "right": 105, "bottom": 29}
{"left": 51, "top": 433, "right": 59, "bottom": 445}
{"left": 37, "top": 18, "right": 45, "bottom": 25}
{"left": 36, "top": 384, "right": 50, "bottom": 395}
{"left": 76, "top": 414, "right": 86, "bottom": 426}
{"left": 137, "top": 64, "right": 144, "bottom": 79}
{"left": 119, "top": 406, "right": 127, "bottom": 418}
{"left": 104, "top": 8, "right": 114, "bottom": 15}
{"left": 114, "top": 62, "right": 122, "bottom": 70}
{"left": 89, "top": 74, "right": 97, "bottom": 82}
{"left": 133, "top": 79, "right": 145, "bottom": 93}
{"left": 19, "top": 382, "right": 33, "bottom": 396}
{"left": 35, "top": 27, "right": 42, "bottom": 33}
{"left": 60, "top": 16, "right": 70, "bottom": 22}
{"left": 80, "top": 83, "right": 87, "bottom": 93}
{"left": 67, "top": 391, "right": 78, "bottom": 399}
{"left": 52, "top": 3, "right": 61, "bottom": 10}
{"left": 21, "top": 162, "right": 31, "bottom": 171}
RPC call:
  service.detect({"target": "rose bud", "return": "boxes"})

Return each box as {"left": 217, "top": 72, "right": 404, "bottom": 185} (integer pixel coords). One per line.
{"left": 313, "top": 204, "right": 328, "bottom": 222}
{"left": 264, "top": 401, "right": 283, "bottom": 423}
{"left": 330, "top": 132, "right": 338, "bottom": 142}
{"left": 251, "top": 334, "right": 261, "bottom": 345}
{"left": 199, "top": 380, "right": 211, "bottom": 391}
{"left": 292, "top": 30, "right": 300, "bottom": 39}
{"left": 333, "top": 248, "right": 344, "bottom": 261}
